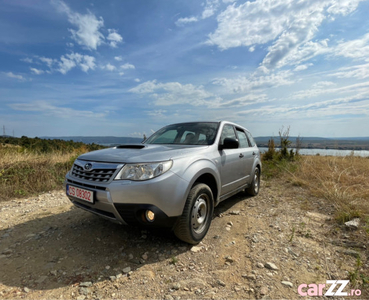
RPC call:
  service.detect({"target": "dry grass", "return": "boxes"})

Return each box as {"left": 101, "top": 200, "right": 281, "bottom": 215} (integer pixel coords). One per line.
{"left": 289, "top": 155, "right": 369, "bottom": 223}
{"left": 0, "top": 146, "right": 79, "bottom": 201}
{"left": 263, "top": 154, "right": 369, "bottom": 290}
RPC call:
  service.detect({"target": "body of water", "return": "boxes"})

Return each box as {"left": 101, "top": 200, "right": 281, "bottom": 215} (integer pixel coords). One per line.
{"left": 258, "top": 147, "right": 369, "bottom": 157}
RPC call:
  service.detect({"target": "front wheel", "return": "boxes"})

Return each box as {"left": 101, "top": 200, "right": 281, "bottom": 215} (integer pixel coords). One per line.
{"left": 173, "top": 183, "right": 214, "bottom": 244}
{"left": 246, "top": 167, "right": 260, "bottom": 196}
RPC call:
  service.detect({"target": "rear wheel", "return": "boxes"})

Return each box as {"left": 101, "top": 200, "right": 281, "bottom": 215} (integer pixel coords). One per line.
{"left": 246, "top": 167, "right": 260, "bottom": 196}
{"left": 174, "top": 183, "right": 214, "bottom": 244}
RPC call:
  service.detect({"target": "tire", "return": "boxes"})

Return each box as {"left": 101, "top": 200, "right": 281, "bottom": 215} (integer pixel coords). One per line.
{"left": 246, "top": 167, "right": 260, "bottom": 196}
{"left": 174, "top": 183, "right": 214, "bottom": 244}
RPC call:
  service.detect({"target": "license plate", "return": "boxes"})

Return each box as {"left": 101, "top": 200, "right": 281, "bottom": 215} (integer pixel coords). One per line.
{"left": 67, "top": 185, "right": 94, "bottom": 204}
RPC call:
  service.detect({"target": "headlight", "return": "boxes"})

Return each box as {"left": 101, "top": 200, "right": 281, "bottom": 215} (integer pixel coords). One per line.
{"left": 114, "top": 160, "right": 173, "bottom": 181}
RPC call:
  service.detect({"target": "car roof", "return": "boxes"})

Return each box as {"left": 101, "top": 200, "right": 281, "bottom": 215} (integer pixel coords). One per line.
{"left": 163, "top": 121, "right": 250, "bottom": 133}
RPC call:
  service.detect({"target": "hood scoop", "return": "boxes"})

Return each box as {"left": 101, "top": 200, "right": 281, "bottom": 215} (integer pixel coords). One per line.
{"left": 116, "top": 144, "right": 145, "bottom": 149}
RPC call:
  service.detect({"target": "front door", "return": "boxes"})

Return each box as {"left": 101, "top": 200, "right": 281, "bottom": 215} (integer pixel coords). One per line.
{"left": 219, "top": 124, "right": 245, "bottom": 196}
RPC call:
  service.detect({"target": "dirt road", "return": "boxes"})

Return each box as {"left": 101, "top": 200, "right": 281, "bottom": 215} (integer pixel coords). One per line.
{"left": 0, "top": 179, "right": 367, "bottom": 299}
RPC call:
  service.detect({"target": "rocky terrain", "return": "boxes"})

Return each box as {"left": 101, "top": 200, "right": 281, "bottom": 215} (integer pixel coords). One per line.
{"left": 0, "top": 178, "right": 368, "bottom": 299}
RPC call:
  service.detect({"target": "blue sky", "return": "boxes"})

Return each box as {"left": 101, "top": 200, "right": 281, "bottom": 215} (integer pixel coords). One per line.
{"left": 1, "top": 0, "right": 369, "bottom": 138}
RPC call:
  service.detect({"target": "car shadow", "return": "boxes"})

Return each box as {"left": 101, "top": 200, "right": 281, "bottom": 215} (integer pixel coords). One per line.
{"left": 214, "top": 192, "right": 253, "bottom": 216}
{"left": 0, "top": 206, "right": 189, "bottom": 291}
{"left": 0, "top": 192, "right": 256, "bottom": 291}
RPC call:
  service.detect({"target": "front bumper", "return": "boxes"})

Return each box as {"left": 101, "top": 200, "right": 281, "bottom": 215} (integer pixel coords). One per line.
{"left": 64, "top": 169, "right": 189, "bottom": 227}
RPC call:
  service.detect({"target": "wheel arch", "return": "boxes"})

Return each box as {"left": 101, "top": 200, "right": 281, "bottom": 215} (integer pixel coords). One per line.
{"left": 193, "top": 173, "right": 218, "bottom": 205}
{"left": 178, "top": 159, "right": 221, "bottom": 213}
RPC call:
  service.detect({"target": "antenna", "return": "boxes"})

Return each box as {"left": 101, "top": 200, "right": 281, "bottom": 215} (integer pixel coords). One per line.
{"left": 2, "top": 125, "right": 5, "bottom": 137}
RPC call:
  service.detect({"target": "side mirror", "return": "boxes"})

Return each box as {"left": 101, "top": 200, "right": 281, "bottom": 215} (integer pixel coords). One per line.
{"left": 219, "top": 138, "right": 239, "bottom": 150}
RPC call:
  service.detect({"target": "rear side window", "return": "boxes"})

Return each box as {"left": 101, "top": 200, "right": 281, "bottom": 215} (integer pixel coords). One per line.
{"left": 236, "top": 129, "right": 249, "bottom": 148}
{"left": 246, "top": 131, "right": 256, "bottom": 147}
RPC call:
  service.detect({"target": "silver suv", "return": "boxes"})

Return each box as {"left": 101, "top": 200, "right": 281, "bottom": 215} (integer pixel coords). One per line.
{"left": 64, "top": 121, "right": 261, "bottom": 244}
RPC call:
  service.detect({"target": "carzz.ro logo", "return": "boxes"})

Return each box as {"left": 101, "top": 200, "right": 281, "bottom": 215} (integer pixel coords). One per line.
{"left": 298, "top": 280, "right": 361, "bottom": 297}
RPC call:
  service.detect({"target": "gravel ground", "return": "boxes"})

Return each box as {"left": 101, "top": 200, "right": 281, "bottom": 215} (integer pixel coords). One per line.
{"left": 0, "top": 179, "right": 368, "bottom": 299}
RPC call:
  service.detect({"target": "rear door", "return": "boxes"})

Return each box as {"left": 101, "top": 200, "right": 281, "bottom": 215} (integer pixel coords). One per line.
{"left": 235, "top": 128, "right": 254, "bottom": 185}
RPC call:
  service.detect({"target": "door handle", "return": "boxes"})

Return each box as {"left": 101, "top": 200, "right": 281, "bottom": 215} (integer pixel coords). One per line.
{"left": 252, "top": 152, "right": 256, "bottom": 155}
{"left": 239, "top": 153, "right": 244, "bottom": 158}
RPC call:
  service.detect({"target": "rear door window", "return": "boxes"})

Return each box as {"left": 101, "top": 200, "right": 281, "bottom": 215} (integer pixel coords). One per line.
{"left": 236, "top": 129, "right": 249, "bottom": 148}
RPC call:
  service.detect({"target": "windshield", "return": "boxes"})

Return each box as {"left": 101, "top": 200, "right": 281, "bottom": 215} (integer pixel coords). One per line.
{"left": 145, "top": 122, "right": 219, "bottom": 145}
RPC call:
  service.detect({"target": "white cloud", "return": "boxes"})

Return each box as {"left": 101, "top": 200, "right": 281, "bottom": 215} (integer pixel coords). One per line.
{"left": 130, "top": 80, "right": 158, "bottom": 94}
{"left": 146, "top": 110, "right": 167, "bottom": 117}
{"left": 329, "top": 63, "right": 369, "bottom": 79}
{"left": 35, "top": 53, "right": 95, "bottom": 75}
{"left": 292, "top": 81, "right": 369, "bottom": 100}
{"left": 207, "top": 1, "right": 292, "bottom": 50}
{"left": 30, "top": 68, "right": 44, "bottom": 75}
{"left": 5, "top": 72, "right": 24, "bottom": 80}
{"left": 217, "top": 94, "right": 268, "bottom": 108}
{"left": 80, "top": 55, "right": 96, "bottom": 72}
{"left": 312, "top": 81, "right": 336, "bottom": 88}
{"left": 53, "top": 0, "right": 104, "bottom": 50}
{"left": 176, "top": 0, "right": 220, "bottom": 26}
{"left": 9, "top": 100, "right": 107, "bottom": 119}
{"left": 58, "top": 52, "right": 96, "bottom": 74}
{"left": 134, "top": 78, "right": 141, "bottom": 82}
{"left": 107, "top": 29, "right": 123, "bottom": 48}
{"left": 39, "top": 56, "right": 56, "bottom": 68}
{"left": 105, "top": 63, "right": 116, "bottom": 71}
{"left": 129, "top": 132, "right": 147, "bottom": 138}
{"left": 129, "top": 80, "right": 220, "bottom": 106}
{"left": 237, "top": 89, "right": 369, "bottom": 119}
{"left": 207, "top": 0, "right": 365, "bottom": 70}
{"left": 213, "top": 70, "right": 294, "bottom": 93}
{"left": 119, "top": 72, "right": 124, "bottom": 76}
{"left": 21, "top": 58, "right": 33, "bottom": 63}
{"left": 294, "top": 63, "right": 314, "bottom": 72}
{"left": 333, "top": 33, "right": 369, "bottom": 61}
{"left": 175, "top": 16, "right": 198, "bottom": 26}
{"left": 270, "top": 39, "right": 328, "bottom": 69}
{"left": 327, "top": 0, "right": 365, "bottom": 15}
{"left": 59, "top": 55, "right": 76, "bottom": 74}
{"left": 114, "top": 56, "right": 123, "bottom": 61}
{"left": 202, "top": 0, "right": 220, "bottom": 19}
{"left": 120, "top": 63, "right": 135, "bottom": 70}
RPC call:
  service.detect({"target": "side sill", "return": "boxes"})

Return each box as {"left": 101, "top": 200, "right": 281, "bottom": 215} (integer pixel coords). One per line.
{"left": 217, "top": 183, "right": 249, "bottom": 204}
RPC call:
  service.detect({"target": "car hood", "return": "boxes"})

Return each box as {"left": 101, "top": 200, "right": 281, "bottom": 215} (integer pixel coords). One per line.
{"left": 78, "top": 144, "right": 210, "bottom": 163}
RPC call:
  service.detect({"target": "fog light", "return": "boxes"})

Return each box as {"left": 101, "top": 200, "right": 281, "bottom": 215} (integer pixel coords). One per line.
{"left": 145, "top": 210, "right": 155, "bottom": 222}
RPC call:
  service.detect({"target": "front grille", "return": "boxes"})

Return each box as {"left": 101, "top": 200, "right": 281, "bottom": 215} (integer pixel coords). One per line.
{"left": 71, "top": 164, "right": 116, "bottom": 182}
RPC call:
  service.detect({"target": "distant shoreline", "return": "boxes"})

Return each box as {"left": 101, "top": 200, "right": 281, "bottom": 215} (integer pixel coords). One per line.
{"left": 256, "top": 144, "right": 369, "bottom": 151}
{"left": 2, "top": 135, "right": 369, "bottom": 151}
